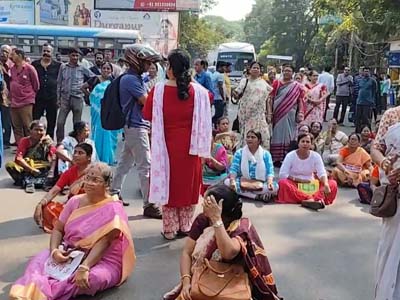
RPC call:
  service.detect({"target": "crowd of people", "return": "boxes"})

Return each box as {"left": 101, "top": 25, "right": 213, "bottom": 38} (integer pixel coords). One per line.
{"left": 1, "top": 41, "right": 399, "bottom": 300}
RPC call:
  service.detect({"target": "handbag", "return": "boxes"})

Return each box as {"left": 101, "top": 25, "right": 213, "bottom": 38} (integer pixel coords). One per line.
{"left": 231, "top": 79, "right": 249, "bottom": 105}
{"left": 240, "top": 178, "right": 263, "bottom": 192}
{"left": 191, "top": 259, "right": 251, "bottom": 300}
{"left": 370, "top": 184, "right": 399, "bottom": 218}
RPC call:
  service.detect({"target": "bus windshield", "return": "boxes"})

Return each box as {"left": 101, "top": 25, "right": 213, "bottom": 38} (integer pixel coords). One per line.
{"left": 217, "top": 52, "right": 256, "bottom": 74}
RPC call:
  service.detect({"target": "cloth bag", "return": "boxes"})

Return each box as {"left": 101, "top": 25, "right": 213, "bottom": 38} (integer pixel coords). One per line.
{"left": 370, "top": 184, "right": 399, "bottom": 218}
{"left": 190, "top": 259, "right": 251, "bottom": 300}
{"left": 240, "top": 178, "right": 263, "bottom": 192}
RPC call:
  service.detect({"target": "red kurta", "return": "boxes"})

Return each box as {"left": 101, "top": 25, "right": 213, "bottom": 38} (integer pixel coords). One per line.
{"left": 143, "top": 85, "right": 202, "bottom": 208}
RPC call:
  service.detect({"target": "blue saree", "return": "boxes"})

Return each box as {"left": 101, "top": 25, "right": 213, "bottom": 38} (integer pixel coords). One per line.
{"left": 90, "top": 80, "right": 120, "bottom": 165}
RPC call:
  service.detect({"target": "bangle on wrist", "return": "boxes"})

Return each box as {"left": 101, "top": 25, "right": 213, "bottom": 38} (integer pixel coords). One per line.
{"left": 380, "top": 158, "right": 388, "bottom": 168}
{"left": 78, "top": 264, "right": 90, "bottom": 272}
{"left": 213, "top": 219, "right": 224, "bottom": 228}
{"left": 181, "top": 274, "right": 191, "bottom": 282}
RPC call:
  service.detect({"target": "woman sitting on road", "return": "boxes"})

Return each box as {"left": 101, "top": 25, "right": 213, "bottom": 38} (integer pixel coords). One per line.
{"left": 288, "top": 124, "right": 310, "bottom": 152}
{"left": 310, "top": 121, "right": 325, "bottom": 154}
{"left": 56, "top": 121, "right": 97, "bottom": 174}
{"left": 214, "top": 116, "right": 239, "bottom": 155}
{"left": 331, "top": 133, "right": 373, "bottom": 187}
{"left": 225, "top": 130, "right": 278, "bottom": 203}
{"left": 321, "top": 118, "right": 348, "bottom": 166}
{"left": 277, "top": 133, "right": 338, "bottom": 210}
{"left": 202, "top": 135, "right": 228, "bottom": 193}
{"left": 5, "top": 120, "right": 56, "bottom": 193}
{"left": 10, "top": 163, "right": 135, "bottom": 300}
{"left": 360, "top": 124, "right": 373, "bottom": 154}
{"left": 356, "top": 164, "right": 380, "bottom": 205}
{"left": 33, "top": 143, "right": 93, "bottom": 232}
{"left": 163, "top": 184, "right": 281, "bottom": 300}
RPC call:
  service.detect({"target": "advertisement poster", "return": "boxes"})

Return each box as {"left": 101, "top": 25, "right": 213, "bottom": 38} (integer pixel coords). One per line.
{"left": 92, "top": 10, "right": 178, "bottom": 56}
{"left": 37, "top": 0, "right": 92, "bottom": 26}
{"left": 0, "top": 0, "right": 34, "bottom": 24}
{"left": 94, "top": 0, "right": 199, "bottom": 11}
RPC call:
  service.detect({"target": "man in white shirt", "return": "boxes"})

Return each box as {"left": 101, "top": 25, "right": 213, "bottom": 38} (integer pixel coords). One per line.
{"left": 318, "top": 66, "right": 335, "bottom": 121}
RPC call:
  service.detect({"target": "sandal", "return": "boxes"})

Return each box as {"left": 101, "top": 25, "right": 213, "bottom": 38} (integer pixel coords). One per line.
{"left": 25, "top": 183, "right": 35, "bottom": 194}
{"left": 176, "top": 230, "right": 189, "bottom": 239}
{"left": 256, "top": 194, "right": 274, "bottom": 204}
{"left": 161, "top": 232, "right": 176, "bottom": 241}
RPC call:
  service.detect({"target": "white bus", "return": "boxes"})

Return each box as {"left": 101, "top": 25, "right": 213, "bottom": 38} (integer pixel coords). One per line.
{"left": 217, "top": 42, "right": 256, "bottom": 88}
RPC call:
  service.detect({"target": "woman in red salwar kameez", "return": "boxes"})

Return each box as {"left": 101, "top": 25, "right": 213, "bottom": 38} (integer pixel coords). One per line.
{"left": 143, "top": 49, "right": 212, "bottom": 240}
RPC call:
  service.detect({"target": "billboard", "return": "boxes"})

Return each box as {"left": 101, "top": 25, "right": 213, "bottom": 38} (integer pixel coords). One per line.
{"left": 0, "top": 0, "right": 34, "bottom": 24}
{"left": 92, "top": 10, "right": 178, "bottom": 56}
{"left": 94, "top": 0, "right": 200, "bottom": 11}
{"left": 36, "top": 0, "right": 93, "bottom": 26}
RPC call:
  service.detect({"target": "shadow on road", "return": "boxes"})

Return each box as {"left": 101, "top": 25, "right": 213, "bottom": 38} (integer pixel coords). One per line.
{"left": 0, "top": 217, "right": 43, "bottom": 240}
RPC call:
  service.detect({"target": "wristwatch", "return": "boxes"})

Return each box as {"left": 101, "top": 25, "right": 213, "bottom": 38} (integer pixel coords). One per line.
{"left": 213, "top": 220, "right": 224, "bottom": 228}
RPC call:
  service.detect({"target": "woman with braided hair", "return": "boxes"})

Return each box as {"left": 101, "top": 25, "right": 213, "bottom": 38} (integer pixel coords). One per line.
{"left": 143, "top": 49, "right": 213, "bottom": 240}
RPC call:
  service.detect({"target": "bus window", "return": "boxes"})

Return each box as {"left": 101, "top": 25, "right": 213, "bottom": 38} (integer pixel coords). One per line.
{"left": 17, "top": 35, "right": 35, "bottom": 46}
{"left": 0, "top": 35, "right": 15, "bottom": 45}
{"left": 57, "top": 37, "right": 77, "bottom": 48}
{"left": 38, "top": 36, "right": 55, "bottom": 46}
{"left": 77, "top": 38, "right": 95, "bottom": 48}
{"left": 98, "top": 39, "right": 114, "bottom": 49}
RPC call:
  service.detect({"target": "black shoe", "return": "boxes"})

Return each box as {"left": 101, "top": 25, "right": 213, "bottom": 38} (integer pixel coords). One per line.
{"left": 116, "top": 192, "right": 130, "bottom": 206}
{"left": 176, "top": 230, "right": 189, "bottom": 238}
{"left": 301, "top": 199, "right": 325, "bottom": 211}
{"left": 143, "top": 205, "right": 162, "bottom": 219}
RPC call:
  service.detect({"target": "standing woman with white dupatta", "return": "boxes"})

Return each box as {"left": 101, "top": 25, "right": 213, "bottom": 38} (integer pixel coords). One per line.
{"left": 224, "top": 130, "right": 278, "bottom": 203}
{"left": 143, "top": 49, "right": 212, "bottom": 241}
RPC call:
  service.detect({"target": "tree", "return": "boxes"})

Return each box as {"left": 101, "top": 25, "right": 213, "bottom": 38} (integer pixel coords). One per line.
{"left": 178, "top": 0, "right": 227, "bottom": 58}
{"left": 243, "top": 0, "right": 274, "bottom": 52}
{"left": 202, "top": 15, "right": 245, "bottom": 42}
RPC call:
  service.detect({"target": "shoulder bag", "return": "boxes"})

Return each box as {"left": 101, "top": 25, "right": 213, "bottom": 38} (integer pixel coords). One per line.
{"left": 370, "top": 184, "right": 399, "bottom": 218}
{"left": 190, "top": 259, "right": 251, "bottom": 300}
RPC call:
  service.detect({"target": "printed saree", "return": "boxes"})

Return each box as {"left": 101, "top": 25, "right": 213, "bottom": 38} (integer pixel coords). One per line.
{"left": 10, "top": 196, "right": 135, "bottom": 300}
{"left": 203, "top": 143, "right": 228, "bottom": 186}
{"left": 271, "top": 80, "right": 304, "bottom": 163}
{"left": 6, "top": 137, "right": 53, "bottom": 186}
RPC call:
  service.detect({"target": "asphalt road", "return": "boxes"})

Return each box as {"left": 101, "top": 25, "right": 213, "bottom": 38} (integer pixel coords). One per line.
{"left": 0, "top": 105, "right": 382, "bottom": 300}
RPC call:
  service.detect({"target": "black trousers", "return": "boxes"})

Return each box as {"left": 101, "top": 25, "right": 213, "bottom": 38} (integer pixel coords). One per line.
{"left": 212, "top": 101, "right": 226, "bottom": 128}
{"left": 355, "top": 104, "right": 372, "bottom": 133}
{"left": 381, "top": 93, "right": 388, "bottom": 112}
{"left": 33, "top": 100, "right": 58, "bottom": 139}
{"left": 0, "top": 104, "right": 12, "bottom": 144}
{"left": 323, "top": 94, "right": 331, "bottom": 121}
{"left": 333, "top": 96, "right": 350, "bottom": 123}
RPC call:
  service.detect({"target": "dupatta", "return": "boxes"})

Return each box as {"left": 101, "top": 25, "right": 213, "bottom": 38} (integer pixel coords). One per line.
{"left": 149, "top": 82, "right": 212, "bottom": 205}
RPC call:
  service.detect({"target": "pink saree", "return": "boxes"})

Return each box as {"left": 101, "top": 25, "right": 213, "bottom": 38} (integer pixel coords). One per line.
{"left": 10, "top": 196, "right": 135, "bottom": 300}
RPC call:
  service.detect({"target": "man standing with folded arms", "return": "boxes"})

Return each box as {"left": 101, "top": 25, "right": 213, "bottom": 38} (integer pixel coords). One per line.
{"left": 10, "top": 48, "right": 39, "bottom": 145}
{"left": 56, "top": 48, "right": 93, "bottom": 142}
{"left": 32, "top": 44, "right": 61, "bottom": 139}
{"left": 333, "top": 66, "right": 353, "bottom": 124}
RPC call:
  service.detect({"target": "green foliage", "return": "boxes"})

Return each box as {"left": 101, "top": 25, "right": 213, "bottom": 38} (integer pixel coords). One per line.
{"left": 243, "top": 0, "right": 400, "bottom": 70}
{"left": 179, "top": 12, "right": 226, "bottom": 58}
{"left": 202, "top": 15, "right": 245, "bottom": 42}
